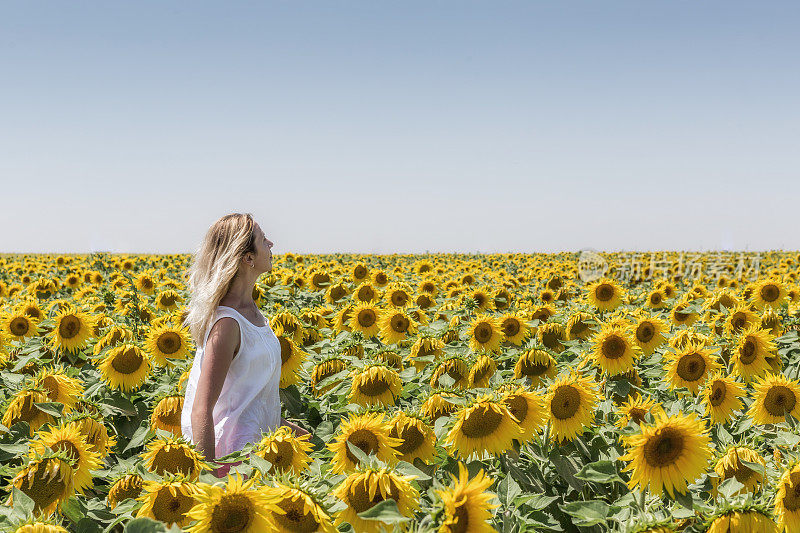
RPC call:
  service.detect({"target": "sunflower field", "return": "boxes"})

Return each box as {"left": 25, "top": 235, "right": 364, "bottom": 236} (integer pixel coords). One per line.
{"left": 2, "top": 251, "right": 800, "bottom": 533}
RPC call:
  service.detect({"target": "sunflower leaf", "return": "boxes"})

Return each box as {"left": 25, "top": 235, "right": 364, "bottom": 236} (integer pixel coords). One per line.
{"left": 717, "top": 476, "right": 746, "bottom": 500}
{"left": 11, "top": 486, "right": 34, "bottom": 516}
{"left": 249, "top": 454, "right": 273, "bottom": 476}
{"left": 558, "top": 499, "right": 609, "bottom": 527}
{"left": 357, "top": 499, "right": 411, "bottom": 523}
{"left": 33, "top": 402, "right": 64, "bottom": 418}
{"left": 574, "top": 460, "right": 622, "bottom": 484}
{"left": 122, "top": 517, "right": 168, "bottom": 533}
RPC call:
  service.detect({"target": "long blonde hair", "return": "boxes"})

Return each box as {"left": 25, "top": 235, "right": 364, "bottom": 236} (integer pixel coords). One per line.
{"left": 183, "top": 213, "right": 257, "bottom": 347}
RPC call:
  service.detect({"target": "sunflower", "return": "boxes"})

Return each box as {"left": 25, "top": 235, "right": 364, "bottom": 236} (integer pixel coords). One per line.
{"left": 421, "top": 390, "right": 464, "bottom": 421}
{"left": 497, "top": 313, "right": 530, "bottom": 345}
{"left": 141, "top": 435, "right": 210, "bottom": 480}
{"left": 498, "top": 385, "right": 546, "bottom": 443}
{"left": 66, "top": 413, "right": 117, "bottom": 458}
{"left": 310, "top": 357, "right": 347, "bottom": 396}
{"left": 92, "top": 325, "right": 134, "bottom": 356}
{"left": 389, "top": 411, "right": 437, "bottom": 464}
{"left": 8, "top": 455, "right": 75, "bottom": 517}
{"left": 28, "top": 424, "right": 103, "bottom": 494}
{"left": 469, "top": 354, "right": 497, "bottom": 388}
{"left": 136, "top": 475, "right": 198, "bottom": 528}
{"left": 775, "top": 463, "right": 800, "bottom": 533}
{"left": 700, "top": 373, "right": 744, "bottom": 425}
{"left": 436, "top": 462, "right": 499, "bottom": 533}
{"left": 752, "top": 278, "right": 789, "bottom": 310}
{"left": 467, "top": 314, "right": 505, "bottom": 354}
{"left": 748, "top": 373, "right": 800, "bottom": 425}
{"left": 274, "top": 328, "right": 307, "bottom": 388}
{"left": 589, "top": 324, "right": 641, "bottom": 376}
{"left": 645, "top": 289, "right": 668, "bottom": 309}
{"left": 51, "top": 308, "right": 95, "bottom": 353}
{"left": 565, "top": 312, "right": 597, "bottom": 341}
{"left": 3, "top": 310, "right": 39, "bottom": 340}
{"left": 262, "top": 483, "right": 337, "bottom": 533}
{"left": 586, "top": 277, "right": 624, "bottom": 311}
{"left": 32, "top": 365, "right": 83, "bottom": 413}
{"left": 96, "top": 343, "right": 151, "bottom": 392}
{"left": 615, "top": 395, "right": 663, "bottom": 429}
{"left": 632, "top": 315, "right": 668, "bottom": 355}
{"left": 349, "top": 302, "right": 382, "bottom": 338}
{"left": 333, "top": 467, "right": 419, "bottom": 533}
{"left": 185, "top": 474, "right": 280, "bottom": 532}
{"left": 409, "top": 335, "right": 444, "bottom": 372}
{"left": 669, "top": 299, "right": 699, "bottom": 327}
{"left": 107, "top": 473, "right": 144, "bottom": 509}
{"left": 253, "top": 425, "right": 313, "bottom": 475}
{"left": 155, "top": 289, "right": 183, "bottom": 311}
{"left": 619, "top": 411, "right": 712, "bottom": 497}
{"left": 445, "top": 395, "right": 523, "bottom": 460}
{"left": 514, "top": 349, "right": 557, "bottom": 387}
{"left": 150, "top": 394, "right": 184, "bottom": 435}
{"left": 15, "top": 522, "right": 70, "bottom": 533}
{"left": 144, "top": 323, "right": 192, "bottom": 366}
{"left": 327, "top": 412, "right": 402, "bottom": 473}
{"left": 545, "top": 373, "right": 599, "bottom": 442}
{"left": 271, "top": 311, "right": 307, "bottom": 345}
{"left": 731, "top": 325, "right": 777, "bottom": 383}
{"left": 349, "top": 364, "right": 403, "bottom": 407}
{"left": 725, "top": 303, "right": 761, "bottom": 337}
{"left": 664, "top": 343, "right": 721, "bottom": 395}
{"left": 385, "top": 282, "right": 414, "bottom": 308}
{"left": 706, "top": 508, "right": 777, "bottom": 533}
{"left": 379, "top": 308, "right": 418, "bottom": 345}
{"left": 537, "top": 322, "right": 566, "bottom": 353}
{"left": 430, "top": 357, "right": 471, "bottom": 389}
{"left": 2, "top": 387, "right": 53, "bottom": 436}
{"left": 713, "top": 446, "right": 766, "bottom": 496}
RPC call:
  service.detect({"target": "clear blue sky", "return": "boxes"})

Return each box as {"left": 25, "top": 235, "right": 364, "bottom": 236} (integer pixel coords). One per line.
{"left": 2, "top": 1, "right": 799, "bottom": 254}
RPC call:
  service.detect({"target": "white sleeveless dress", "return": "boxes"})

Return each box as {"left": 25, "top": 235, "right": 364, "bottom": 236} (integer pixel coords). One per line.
{"left": 181, "top": 305, "right": 282, "bottom": 458}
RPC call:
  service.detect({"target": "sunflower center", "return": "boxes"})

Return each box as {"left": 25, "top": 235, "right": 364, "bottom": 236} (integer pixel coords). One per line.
{"left": 740, "top": 340, "right": 757, "bottom": 364}
{"left": 279, "top": 337, "right": 292, "bottom": 364}
{"left": 570, "top": 321, "right": 589, "bottom": 338}
{"left": 709, "top": 381, "right": 727, "bottom": 407}
{"left": 151, "top": 446, "right": 198, "bottom": 477}
{"left": 358, "top": 286, "right": 374, "bottom": 301}
{"left": 449, "top": 503, "right": 471, "bottom": 533}
{"left": 357, "top": 309, "right": 376, "bottom": 327}
{"left": 273, "top": 495, "right": 320, "bottom": 531}
{"left": 391, "top": 423, "right": 425, "bottom": 455}
{"left": 157, "top": 332, "right": 182, "bottom": 355}
{"left": 761, "top": 284, "right": 780, "bottom": 302}
{"left": 601, "top": 335, "right": 627, "bottom": 360}
{"left": 348, "top": 477, "right": 395, "bottom": 514}
{"left": 673, "top": 307, "right": 691, "bottom": 323}
{"left": 354, "top": 266, "right": 367, "bottom": 278}
{"left": 474, "top": 323, "right": 493, "bottom": 344}
{"left": 471, "top": 363, "right": 493, "bottom": 386}
{"left": 730, "top": 313, "right": 747, "bottom": 331}
{"left": 636, "top": 323, "right": 655, "bottom": 343}
{"left": 650, "top": 293, "right": 662, "bottom": 305}
{"left": 59, "top": 315, "right": 81, "bottom": 339}
{"left": 21, "top": 458, "right": 70, "bottom": 515}
{"left": 764, "top": 386, "right": 798, "bottom": 417}
{"left": 345, "top": 430, "right": 379, "bottom": 464}
{"left": 595, "top": 284, "right": 614, "bottom": 301}
{"left": 676, "top": 353, "right": 706, "bottom": 382}
{"left": 157, "top": 405, "right": 183, "bottom": 427}
{"left": 111, "top": 347, "right": 144, "bottom": 375}
{"left": 460, "top": 404, "right": 503, "bottom": 438}
{"left": 643, "top": 427, "right": 685, "bottom": 468}
{"left": 782, "top": 479, "right": 800, "bottom": 512}
{"left": 628, "top": 407, "right": 646, "bottom": 424}
{"left": 209, "top": 494, "right": 254, "bottom": 533}
{"left": 259, "top": 439, "right": 294, "bottom": 472}
{"left": 501, "top": 319, "right": 520, "bottom": 337}
{"left": 358, "top": 374, "right": 390, "bottom": 397}
{"left": 391, "top": 292, "right": 408, "bottom": 306}
{"left": 520, "top": 358, "right": 549, "bottom": 377}
{"left": 550, "top": 385, "right": 581, "bottom": 420}
{"left": 10, "top": 317, "right": 30, "bottom": 336}
{"left": 504, "top": 394, "right": 529, "bottom": 425}
{"left": 391, "top": 315, "right": 410, "bottom": 333}
{"left": 52, "top": 439, "right": 81, "bottom": 465}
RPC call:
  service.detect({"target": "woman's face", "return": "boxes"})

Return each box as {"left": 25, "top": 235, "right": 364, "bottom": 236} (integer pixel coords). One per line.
{"left": 250, "top": 222, "right": 273, "bottom": 273}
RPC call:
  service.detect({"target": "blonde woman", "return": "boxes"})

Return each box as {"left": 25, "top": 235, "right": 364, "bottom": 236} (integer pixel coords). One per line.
{"left": 181, "top": 213, "right": 309, "bottom": 477}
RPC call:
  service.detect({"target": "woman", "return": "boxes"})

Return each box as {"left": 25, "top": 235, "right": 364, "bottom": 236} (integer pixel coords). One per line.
{"left": 180, "top": 212, "right": 310, "bottom": 477}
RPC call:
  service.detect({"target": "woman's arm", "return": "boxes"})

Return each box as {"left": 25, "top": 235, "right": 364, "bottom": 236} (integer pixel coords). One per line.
{"left": 191, "top": 317, "right": 241, "bottom": 471}
{"left": 280, "top": 416, "right": 310, "bottom": 437}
